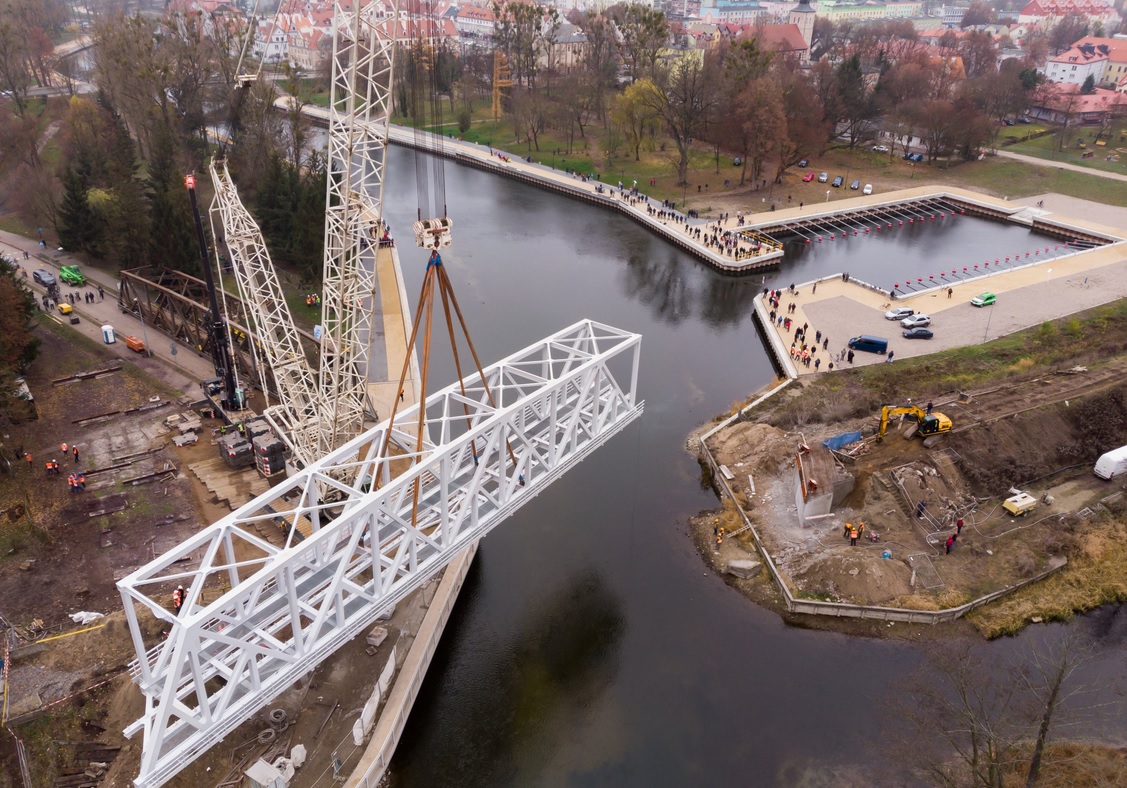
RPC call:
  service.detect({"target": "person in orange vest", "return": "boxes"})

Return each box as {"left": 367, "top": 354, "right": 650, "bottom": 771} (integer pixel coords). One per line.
{"left": 45, "top": 459, "right": 53, "bottom": 476}
{"left": 843, "top": 522, "right": 852, "bottom": 539}
{"left": 857, "top": 521, "right": 866, "bottom": 539}
{"left": 73, "top": 445, "right": 80, "bottom": 464}
{"left": 849, "top": 526, "right": 859, "bottom": 546}
{"left": 61, "top": 442, "right": 68, "bottom": 453}
{"left": 172, "top": 585, "right": 185, "bottom": 615}
{"left": 25, "top": 452, "right": 32, "bottom": 472}
{"left": 67, "top": 473, "right": 76, "bottom": 492}
{"left": 77, "top": 473, "right": 86, "bottom": 491}
{"left": 52, "top": 459, "right": 60, "bottom": 475}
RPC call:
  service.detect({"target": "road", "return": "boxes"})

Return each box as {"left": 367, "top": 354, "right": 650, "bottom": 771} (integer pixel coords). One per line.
{"left": 1, "top": 231, "right": 214, "bottom": 393}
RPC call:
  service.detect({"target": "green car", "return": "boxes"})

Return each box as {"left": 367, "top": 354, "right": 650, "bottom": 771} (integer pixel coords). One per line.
{"left": 59, "top": 265, "right": 85, "bottom": 285}
{"left": 971, "top": 292, "right": 996, "bottom": 307}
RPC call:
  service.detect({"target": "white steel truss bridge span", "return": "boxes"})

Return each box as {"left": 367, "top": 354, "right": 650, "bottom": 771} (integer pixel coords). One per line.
{"left": 117, "top": 319, "right": 643, "bottom": 787}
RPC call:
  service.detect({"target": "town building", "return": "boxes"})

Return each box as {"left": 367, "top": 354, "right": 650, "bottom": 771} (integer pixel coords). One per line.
{"left": 1017, "top": 0, "right": 1119, "bottom": 29}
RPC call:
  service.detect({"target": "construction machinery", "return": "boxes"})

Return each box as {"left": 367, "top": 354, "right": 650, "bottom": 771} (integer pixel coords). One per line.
{"left": 876, "top": 404, "right": 953, "bottom": 442}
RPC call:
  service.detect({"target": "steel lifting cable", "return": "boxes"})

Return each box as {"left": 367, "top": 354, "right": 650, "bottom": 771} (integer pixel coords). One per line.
{"left": 410, "top": 0, "right": 448, "bottom": 225}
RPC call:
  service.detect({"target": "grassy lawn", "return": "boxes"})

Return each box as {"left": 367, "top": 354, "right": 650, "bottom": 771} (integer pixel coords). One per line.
{"left": 1005, "top": 120, "right": 1127, "bottom": 175}
{"left": 752, "top": 298, "right": 1127, "bottom": 431}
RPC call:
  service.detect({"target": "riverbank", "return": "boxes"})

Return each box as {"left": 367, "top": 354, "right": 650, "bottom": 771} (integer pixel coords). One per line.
{"left": 692, "top": 298, "right": 1127, "bottom": 639}
{"left": 290, "top": 101, "right": 782, "bottom": 274}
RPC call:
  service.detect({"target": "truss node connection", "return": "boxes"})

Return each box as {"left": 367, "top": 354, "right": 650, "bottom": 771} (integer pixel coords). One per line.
{"left": 118, "top": 320, "right": 643, "bottom": 787}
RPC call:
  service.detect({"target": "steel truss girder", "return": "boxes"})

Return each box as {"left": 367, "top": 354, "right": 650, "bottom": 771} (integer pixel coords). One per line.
{"left": 320, "top": 3, "right": 395, "bottom": 449}
{"left": 118, "top": 320, "right": 643, "bottom": 788}
{"left": 209, "top": 159, "right": 325, "bottom": 465}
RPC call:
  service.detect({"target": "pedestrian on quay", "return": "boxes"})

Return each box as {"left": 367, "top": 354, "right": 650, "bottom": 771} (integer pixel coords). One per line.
{"left": 812, "top": 282, "right": 817, "bottom": 295}
{"left": 887, "top": 350, "right": 895, "bottom": 364}
{"left": 822, "top": 338, "right": 829, "bottom": 350}
{"left": 947, "top": 287, "right": 953, "bottom": 299}
{"left": 847, "top": 350, "right": 855, "bottom": 364}
{"left": 815, "top": 330, "right": 822, "bottom": 343}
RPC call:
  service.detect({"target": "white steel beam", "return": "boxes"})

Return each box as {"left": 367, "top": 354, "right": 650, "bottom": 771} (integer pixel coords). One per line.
{"left": 117, "top": 320, "right": 643, "bottom": 787}
{"left": 209, "top": 159, "right": 324, "bottom": 466}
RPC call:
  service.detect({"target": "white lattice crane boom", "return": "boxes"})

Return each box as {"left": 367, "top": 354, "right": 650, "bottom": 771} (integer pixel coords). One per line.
{"left": 319, "top": 1, "right": 397, "bottom": 448}
{"left": 209, "top": 159, "right": 324, "bottom": 465}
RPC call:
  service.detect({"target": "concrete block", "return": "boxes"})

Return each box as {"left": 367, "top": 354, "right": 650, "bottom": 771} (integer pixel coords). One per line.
{"left": 727, "top": 559, "right": 762, "bottom": 579}
{"left": 365, "top": 626, "right": 388, "bottom": 648}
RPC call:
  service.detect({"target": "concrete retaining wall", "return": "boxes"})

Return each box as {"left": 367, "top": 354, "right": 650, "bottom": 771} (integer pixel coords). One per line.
{"left": 344, "top": 541, "right": 478, "bottom": 788}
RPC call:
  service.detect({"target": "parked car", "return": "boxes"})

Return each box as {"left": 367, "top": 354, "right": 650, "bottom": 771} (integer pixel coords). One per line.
{"left": 904, "top": 152, "right": 924, "bottom": 162}
{"left": 32, "top": 269, "right": 55, "bottom": 287}
{"left": 59, "top": 265, "right": 85, "bottom": 285}
{"left": 884, "top": 307, "right": 914, "bottom": 321}
{"left": 1018, "top": 116, "right": 1033, "bottom": 124}
{"left": 971, "top": 292, "right": 996, "bottom": 307}
{"left": 818, "top": 172, "right": 829, "bottom": 183}
{"left": 850, "top": 179, "right": 861, "bottom": 190}
{"left": 862, "top": 183, "right": 873, "bottom": 195}
{"left": 1003, "top": 118, "right": 1015, "bottom": 126}
{"left": 902, "top": 327, "right": 934, "bottom": 339}
{"left": 872, "top": 144, "right": 889, "bottom": 153}
{"left": 798, "top": 158, "right": 809, "bottom": 167}
{"left": 900, "top": 314, "right": 931, "bottom": 328}
{"left": 832, "top": 175, "right": 844, "bottom": 187}
{"left": 803, "top": 172, "right": 815, "bottom": 182}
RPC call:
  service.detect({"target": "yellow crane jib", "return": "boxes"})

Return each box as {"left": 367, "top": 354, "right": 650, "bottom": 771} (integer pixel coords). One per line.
{"left": 876, "top": 405, "right": 953, "bottom": 442}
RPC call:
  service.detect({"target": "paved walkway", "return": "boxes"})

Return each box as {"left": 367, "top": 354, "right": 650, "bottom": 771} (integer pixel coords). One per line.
{"left": 760, "top": 189, "right": 1127, "bottom": 374}
{"left": 1, "top": 231, "right": 212, "bottom": 393}
{"left": 994, "top": 149, "right": 1127, "bottom": 182}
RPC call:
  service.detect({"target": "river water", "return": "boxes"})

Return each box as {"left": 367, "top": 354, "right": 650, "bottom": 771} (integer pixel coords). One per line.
{"left": 376, "top": 147, "right": 1126, "bottom": 786}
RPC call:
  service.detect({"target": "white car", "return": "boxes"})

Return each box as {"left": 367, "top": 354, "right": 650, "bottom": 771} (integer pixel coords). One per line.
{"left": 900, "top": 314, "right": 931, "bottom": 328}
{"left": 872, "top": 145, "right": 890, "bottom": 153}
{"left": 862, "top": 183, "right": 873, "bottom": 195}
{"left": 884, "top": 307, "right": 914, "bottom": 321}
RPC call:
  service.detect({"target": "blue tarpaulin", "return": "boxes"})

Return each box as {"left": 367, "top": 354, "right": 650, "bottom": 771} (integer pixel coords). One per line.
{"left": 823, "top": 431, "right": 863, "bottom": 451}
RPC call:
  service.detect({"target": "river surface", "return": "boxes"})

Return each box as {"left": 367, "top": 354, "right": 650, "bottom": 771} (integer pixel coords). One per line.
{"left": 377, "top": 147, "right": 1127, "bottom": 787}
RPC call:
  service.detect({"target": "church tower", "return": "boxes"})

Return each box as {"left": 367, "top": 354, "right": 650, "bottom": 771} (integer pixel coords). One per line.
{"left": 789, "top": 0, "right": 816, "bottom": 64}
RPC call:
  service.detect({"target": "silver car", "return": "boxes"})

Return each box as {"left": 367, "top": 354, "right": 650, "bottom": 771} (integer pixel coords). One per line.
{"left": 900, "top": 314, "right": 931, "bottom": 328}
{"left": 884, "top": 307, "right": 914, "bottom": 321}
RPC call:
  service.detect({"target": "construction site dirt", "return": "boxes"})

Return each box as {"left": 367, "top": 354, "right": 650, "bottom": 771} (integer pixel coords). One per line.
{"left": 691, "top": 357, "right": 1127, "bottom": 641}
{"left": 0, "top": 320, "right": 437, "bottom": 787}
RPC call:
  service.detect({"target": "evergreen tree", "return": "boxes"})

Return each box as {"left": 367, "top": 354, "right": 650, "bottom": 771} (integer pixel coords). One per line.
{"left": 57, "top": 164, "right": 103, "bottom": 257}
{"left": 106, "top": 109, "right": 148, "bottom": 269}
{"left": 1080, "top": 74, "right": 1096, "bottom": 94}
{"left": 146, "top": 124, "right": 198, "bottom": 274}
{"left": 291, "top": 151, "right": 327, "bottom": 287}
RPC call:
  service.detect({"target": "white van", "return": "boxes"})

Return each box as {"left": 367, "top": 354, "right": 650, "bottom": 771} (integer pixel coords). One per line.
{"left": 1094, "top": 445, "right": 1127, "bottom": 479}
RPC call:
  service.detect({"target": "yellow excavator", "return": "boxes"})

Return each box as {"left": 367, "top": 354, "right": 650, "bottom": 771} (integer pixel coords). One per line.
{"left": 877, "top": 405, "right": 953, "bottom": 442}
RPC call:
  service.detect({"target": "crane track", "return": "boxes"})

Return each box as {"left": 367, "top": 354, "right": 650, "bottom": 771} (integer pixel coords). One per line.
{"left": 942, "top": 364, "right": 1127, "bottom": 433}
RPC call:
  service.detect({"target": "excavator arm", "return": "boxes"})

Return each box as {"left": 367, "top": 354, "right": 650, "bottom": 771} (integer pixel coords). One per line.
{"left": 877, "top": 405, "right": 953, "bottom": 441}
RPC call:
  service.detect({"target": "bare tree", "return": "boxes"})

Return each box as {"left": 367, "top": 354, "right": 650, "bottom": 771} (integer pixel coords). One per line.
{"left": 893, "top": 633, "right": 1116, "bottom": 788}
{"left": 613, "top": 3, "right": 669, "bottom": 84}
{"left": 640, "top": 54, "right": 716, "bottom": 185}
